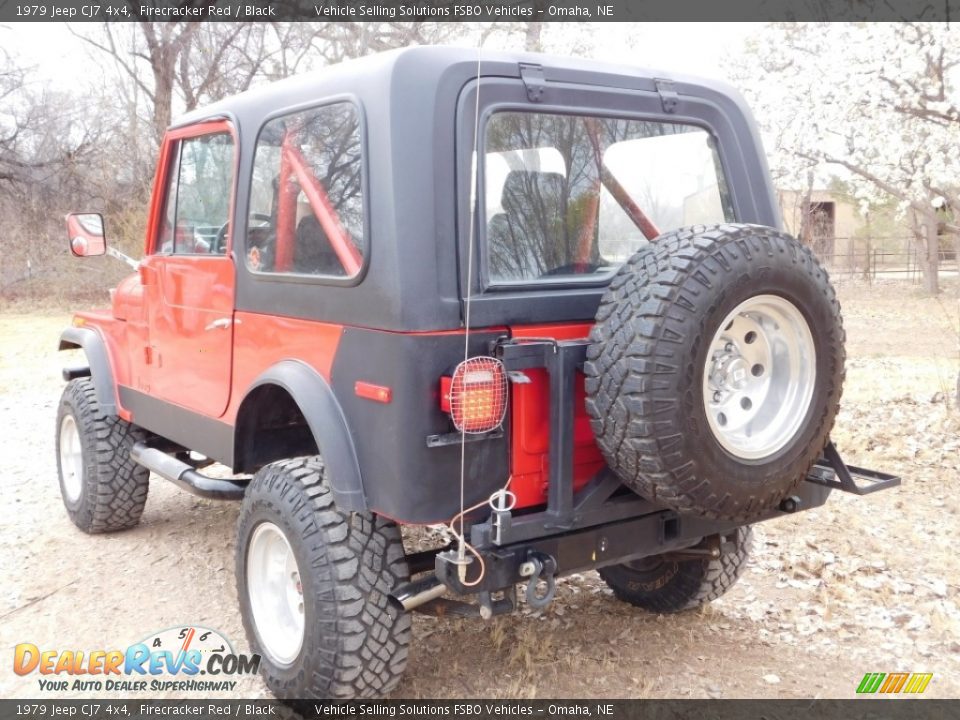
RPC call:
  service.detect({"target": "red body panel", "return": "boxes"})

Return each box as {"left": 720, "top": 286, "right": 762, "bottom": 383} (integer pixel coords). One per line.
{"left": 72, "top": 311, "right": 133, "bottom": 421}
{"left": 139, "top": 254, "right": 236, "bottom": 415}
{"left": 110, "top": 273, "right": 143, "bottom": 323}
{"left": 508, "top": 323, "right": 605, "bottom": 509}
{"left": 223, "top": 312, "right": 344, "bottom": 422}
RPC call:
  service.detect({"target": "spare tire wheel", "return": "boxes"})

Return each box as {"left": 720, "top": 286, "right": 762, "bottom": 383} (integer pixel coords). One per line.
{"left": 584, "top": 224, "right": 845, "bottom": 521}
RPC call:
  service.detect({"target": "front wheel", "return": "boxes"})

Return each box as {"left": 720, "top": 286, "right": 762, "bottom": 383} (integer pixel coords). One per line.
{"left": 236, "top": 457, "right": 411, "bottom": 700}
{"left": 55, "top": 378, "right": 149, "bottom": 533}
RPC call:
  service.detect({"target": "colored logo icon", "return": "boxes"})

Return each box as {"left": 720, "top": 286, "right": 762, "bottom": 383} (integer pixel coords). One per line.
{"left": 857, "top": 672, "right": 933, "bottom": 694}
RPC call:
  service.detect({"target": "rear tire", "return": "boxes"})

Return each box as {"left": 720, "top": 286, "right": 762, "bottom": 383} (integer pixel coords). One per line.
{"left": 585, "top": 224, "right": 844, "bottom": 521}
{"left": 55, "top": 378, "right": 149, "bottom": 533}
{"left": 599, "top": 526, "right": 753, "bottom": 613}
{"left": 236, "top": 457, "right": 411, "bottom": 700}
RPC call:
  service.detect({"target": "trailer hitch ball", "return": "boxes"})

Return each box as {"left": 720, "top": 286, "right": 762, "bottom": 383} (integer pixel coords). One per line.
{"left": 523, "top": 553, "right": 557, "bottom": 610}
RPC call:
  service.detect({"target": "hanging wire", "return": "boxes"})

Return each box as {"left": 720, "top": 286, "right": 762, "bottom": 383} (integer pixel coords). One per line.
{"left": 452, "top": 44, "right": 488, "bottom": 587}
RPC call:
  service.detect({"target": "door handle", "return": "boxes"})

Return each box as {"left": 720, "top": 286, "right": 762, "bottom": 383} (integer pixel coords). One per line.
{"left": 204, "top": 318, "right": 233, "bottom": 331}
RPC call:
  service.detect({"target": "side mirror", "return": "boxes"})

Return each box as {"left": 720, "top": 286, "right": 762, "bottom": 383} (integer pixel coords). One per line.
{"left": 66, "top": 213, "right": 106, "bottom": 257}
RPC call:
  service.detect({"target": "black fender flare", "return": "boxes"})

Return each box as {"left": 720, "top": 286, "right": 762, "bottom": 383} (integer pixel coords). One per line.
{"left": 237, "top": 359, "right": 367, "bottom": 512}
{"left": 58, "top": 326, "right": 117, "bottom": 416}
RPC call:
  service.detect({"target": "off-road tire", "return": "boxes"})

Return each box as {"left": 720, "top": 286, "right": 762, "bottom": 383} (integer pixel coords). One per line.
{"left": 236, "top": 457, "right": 411, "bottom": 700}
{"left": 584, "top": 224, "right": 845, "bottom": 521}
{"left": 599, "top": 526, "right": 753, "bottom": 613}
{"left": 55, "top": 378, "right": 150, "bottom": 533}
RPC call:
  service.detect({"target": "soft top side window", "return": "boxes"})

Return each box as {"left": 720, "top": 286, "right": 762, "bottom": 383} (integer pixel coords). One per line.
{"left": 246, "top": 102, "right": 365, "bottom": 279}
{"left": 483, "top": 111, "right": 734, "bottom": 284}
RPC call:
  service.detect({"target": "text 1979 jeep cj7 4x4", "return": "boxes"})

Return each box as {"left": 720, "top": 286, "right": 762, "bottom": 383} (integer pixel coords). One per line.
{"left": 56, "top": 47, "right": 898, "bottom": 699}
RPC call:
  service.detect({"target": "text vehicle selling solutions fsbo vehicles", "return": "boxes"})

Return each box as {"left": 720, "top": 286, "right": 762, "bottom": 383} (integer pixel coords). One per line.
{"left": 56, "top": 47, "right": 899, "bottom": 699}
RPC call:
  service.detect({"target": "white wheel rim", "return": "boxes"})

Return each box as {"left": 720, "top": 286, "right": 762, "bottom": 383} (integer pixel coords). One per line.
{"left": 702, "top": 294, "right": 816, "bottom": 460}
{"left": 59, "top": 414, "right": 84, "bottom": 503}
{"left": 246, "top": 522, "right": 305, "bottom": 666}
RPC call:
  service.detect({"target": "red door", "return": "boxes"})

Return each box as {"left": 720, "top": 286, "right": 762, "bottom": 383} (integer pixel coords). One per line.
{"left": 140, "top": 121, "right": 238, "bottom": 417}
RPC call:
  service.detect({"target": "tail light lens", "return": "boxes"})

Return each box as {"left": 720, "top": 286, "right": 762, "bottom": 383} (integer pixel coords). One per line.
{"left": 445, "top": 357, "right": 508, "bottom": 434}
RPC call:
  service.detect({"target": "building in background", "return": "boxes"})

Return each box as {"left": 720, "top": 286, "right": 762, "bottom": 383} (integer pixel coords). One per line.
{"left": 778, "top": 189, "right": 866, "bottom": 264}
{"left": 776, "top": 189, "right": 929, "bottom": 280}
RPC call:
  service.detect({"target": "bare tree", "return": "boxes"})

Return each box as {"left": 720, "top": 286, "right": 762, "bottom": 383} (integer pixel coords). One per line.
{"left": 0, "top": 45, "right": 103, "bottom": 192}
{"left": 2, "top": 18, "right": 475, "bottom": 299}
{"left": 70, "top": 18, "right": 271, "bottom": 143}
{"left": 71, "top": 17, "right": 469, "bottom": 145}
{"left": 0, "top": 42, "right": 122, "bottom": 295}
{"left": 305, "top": 22, "right": 465, "bottom": 65}
{"left": 0, "top": 48, "right": 26, "bottom": 185}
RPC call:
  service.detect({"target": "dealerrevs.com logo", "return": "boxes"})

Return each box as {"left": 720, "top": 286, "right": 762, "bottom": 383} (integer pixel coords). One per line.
{"left": 14, "top": 626, "right": 260, "bottom": 693}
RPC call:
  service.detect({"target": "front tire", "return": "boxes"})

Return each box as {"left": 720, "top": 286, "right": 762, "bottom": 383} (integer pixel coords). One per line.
{"left": 236, "top": 457, "right": 411, "bottom": 700}
{"left": 599, "top": 526, "right": 753, "bottom": 613}
{"left": 55, "top": 378, "right": 149, "bottom": 533}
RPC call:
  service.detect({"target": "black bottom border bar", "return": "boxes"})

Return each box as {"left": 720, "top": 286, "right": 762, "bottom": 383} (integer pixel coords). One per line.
{"left": 0, "top": 699, "right": 955, "bottom": 720}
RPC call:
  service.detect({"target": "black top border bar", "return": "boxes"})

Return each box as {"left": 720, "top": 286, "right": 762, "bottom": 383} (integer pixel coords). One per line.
{"left": 0, "top": 0, "right": 957, "bottom": 22}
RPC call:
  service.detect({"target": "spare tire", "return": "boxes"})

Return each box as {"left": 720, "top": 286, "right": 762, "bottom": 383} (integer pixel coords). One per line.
{"left": 584, "top": 224, "right": 844, "bottom": 521}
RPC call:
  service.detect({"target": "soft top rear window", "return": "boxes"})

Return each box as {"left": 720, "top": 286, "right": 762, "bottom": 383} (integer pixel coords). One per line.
{"left": 483, "top": 111, "right": 734, "bottom": 284}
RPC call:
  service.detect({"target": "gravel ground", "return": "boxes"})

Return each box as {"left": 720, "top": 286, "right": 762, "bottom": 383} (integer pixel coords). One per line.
{"left": 1, "top": 280, "right": 958, "bottom": 699}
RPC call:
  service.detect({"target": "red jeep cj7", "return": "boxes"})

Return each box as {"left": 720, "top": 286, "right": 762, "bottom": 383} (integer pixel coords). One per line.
{"left": 56, "top": 47, "right": 898, "bottom": 699}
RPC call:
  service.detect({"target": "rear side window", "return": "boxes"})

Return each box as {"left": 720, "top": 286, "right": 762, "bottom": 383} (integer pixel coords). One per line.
{"left": 484, "top": 111, "right": 734, "bottom": 284}
{"left": 246, "top": 102, "right": 365, "bottom": 278}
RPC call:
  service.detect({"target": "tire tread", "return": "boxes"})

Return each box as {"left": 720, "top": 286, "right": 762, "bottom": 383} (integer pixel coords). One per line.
{"left": 599, "top": 526, "right": 754, "bottom": 613}
{"left": 236, "top": 457, "right": 410, "bottom": 700}
{"left": 584, "top": 224, "right": 845, "bottom": 521}
{"left": 56, "top": 378, "right": 149, "bottom": 533}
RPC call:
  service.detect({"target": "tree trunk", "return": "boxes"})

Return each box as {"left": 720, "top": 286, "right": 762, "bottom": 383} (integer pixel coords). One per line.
{"left": 918, "top": 210, "right": 940, "bottom": 295}
{"left": 862, "top": 212, "right": 872, "bottom": 280}
{"left": 797, "top": 169, "right": 815, "bottom": 245}
{"left": 152, "top": 71, "right": 173, "bottom": 145}
{"left": 955, "top": 232, "right": 960, "bottom": 296}
{"left": 524, "top": 21, "right": 543, "bottom": 52}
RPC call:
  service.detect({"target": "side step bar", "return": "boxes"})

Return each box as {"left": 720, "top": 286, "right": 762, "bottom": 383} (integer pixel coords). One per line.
{"left": 130, "top": 442, "right": 247, "bottom": 500}
{"left": 808, "top": 441, "right": 901, "bottom": 495}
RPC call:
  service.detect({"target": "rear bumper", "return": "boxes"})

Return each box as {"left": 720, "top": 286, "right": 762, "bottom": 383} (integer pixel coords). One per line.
{"left": 435, "top": 446, "right": 899, "bottom": 598}
{"left": 425, "top": 336, "right": 901, "bottom": 604}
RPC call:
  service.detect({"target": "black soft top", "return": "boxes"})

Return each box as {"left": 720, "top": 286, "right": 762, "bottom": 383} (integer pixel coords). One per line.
{"left": 173, "top": 46, "right": 780, "bottom": 332}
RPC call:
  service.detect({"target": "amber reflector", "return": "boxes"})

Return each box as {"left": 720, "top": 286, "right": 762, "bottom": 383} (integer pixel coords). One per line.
{"left": 355, "top": 381, "right": 393, "bottom": 404}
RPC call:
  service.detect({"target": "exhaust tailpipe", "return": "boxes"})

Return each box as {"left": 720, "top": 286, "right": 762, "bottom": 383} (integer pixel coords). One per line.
{"left": 388, "top": 575, "right": 446, "bottom": 612}
{"left": 130, "top": 442, "right": 247, "bottom": 500}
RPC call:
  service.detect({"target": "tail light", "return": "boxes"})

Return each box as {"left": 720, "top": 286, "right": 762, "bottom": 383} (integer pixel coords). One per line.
{"left": 444, "top": 357, "right": 508, "bottom": 434}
